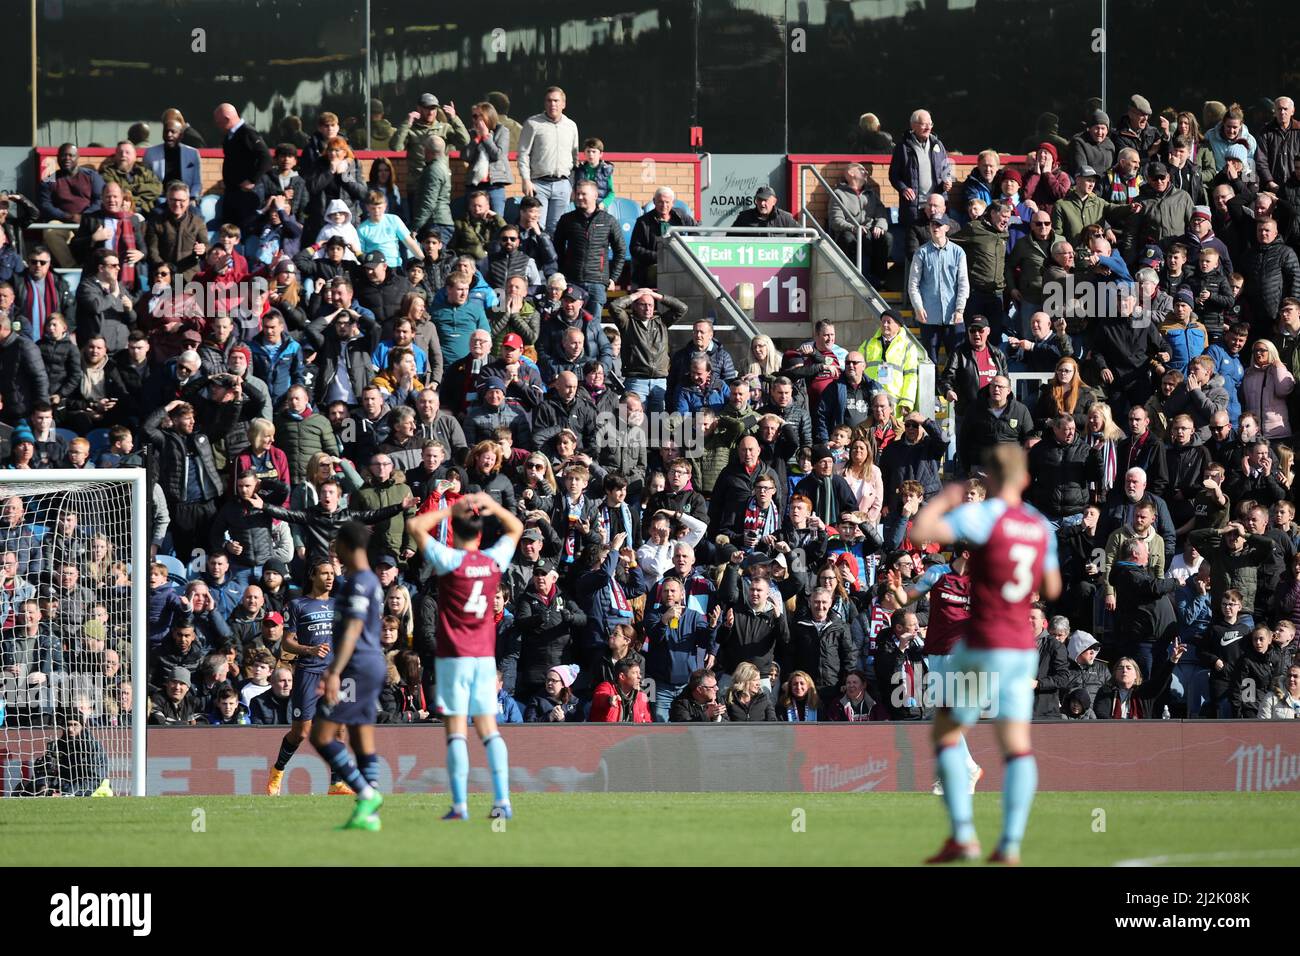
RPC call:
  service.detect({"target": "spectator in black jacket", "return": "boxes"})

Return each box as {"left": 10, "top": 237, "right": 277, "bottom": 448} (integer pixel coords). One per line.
{"left": 1225, "top": 440, "right": 1289, "bottom": 508}
{"left": 669, "top": 668, "right": 728, "bottom": 721}
{"left": 249, "top": 667, "right": 294, "bottom": 724}
{"left": 1086, "top": 284, "right": 1167, "bottom": 415}
{"left": 214, "top": 103, "right": 273, "bottom": 232}
{"left": 38, "top": 313, "right": 81, "bottom": 414}
{"left": 552, "top": 180, "right": 625, "bottom": 319}
{"left": 785, "top": 587, "right": 858, "bottom": 699}
{"left": 714, "top": 572, "right": 789, "bottom": 679}
{"left": 631, "top": 187, "right": 698, "bottom": 287}
{"left": 513, "top": 560, "right": 587, "bottom": 700}
{"left": 732, "top": 186, "right": 799, "bottom": 234}
{"left": 1034, "top": 616, "right": 1071, "bottom": 717}
{"left": 1109, "top": 536, "right": 1179, "bottom": 677}
{"left": 956, "top": 376, "right": 1032, "bottom": 476}
{"left": 354, "top": 252, "right": 413, "bottom": 323}
{"left": 1028, "top": 414, "right": 1099, "bottom": 523}
{"left": 878, "top": 412, "right": 946, "bottom": 511}
{"left": 1114, "top": 404, "right": 1169, "bottom": 499}
{"left": 939, "top": 317, "right": 1009, "bottom": 414}
{"left": 792, "top": 445, "right": 857, "bottom": 526}
{"left": 609, "top": 288, "right": 685, "bottom": 413}
{"left": 148, "top": 665, "right": 200, "bottom": 725}
{"left": 1094, "top": 648, "right": 1180, "bottom": 719}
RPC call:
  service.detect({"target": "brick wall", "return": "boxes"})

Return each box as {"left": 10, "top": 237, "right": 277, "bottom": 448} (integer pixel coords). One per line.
{"left": 793, "top": 153, "right": 1028, "bottom": 228}
{"left": 37, "top": 149, "right": 698, "bottom": 215}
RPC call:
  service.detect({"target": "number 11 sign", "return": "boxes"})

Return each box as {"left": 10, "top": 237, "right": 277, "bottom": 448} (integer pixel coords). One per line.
{"left": 682, "top": 238, "right": 812, "bottom": 322}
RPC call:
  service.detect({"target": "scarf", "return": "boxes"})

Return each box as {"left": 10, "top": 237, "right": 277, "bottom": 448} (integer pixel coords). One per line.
{"left": 1090, "top": 434, "right": 1117, "bottom": 495}
{"left": 1112, "top": 688, "right": 1145, "bottom": 719}
{"left": 562, "top": 497, "right": 584, "bottom": 564}
{"left": 105, "top": 206, "right": 139, "bottom": 288}
{"left": 22, "top": 275, "right": 59, "bottom": 339}
{"left": 819, "top": 475, "right": 838, "bottom": 526}
{"left": 743, "top": 497, "right": 778, "bottom": 539}
{"left": 598, "top": 502, "right": 632, "bottom": 544}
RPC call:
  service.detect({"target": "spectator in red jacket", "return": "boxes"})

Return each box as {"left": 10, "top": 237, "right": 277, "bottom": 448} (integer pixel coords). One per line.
{"left": 589, "top": 658, "right": 652, "bottom": 723}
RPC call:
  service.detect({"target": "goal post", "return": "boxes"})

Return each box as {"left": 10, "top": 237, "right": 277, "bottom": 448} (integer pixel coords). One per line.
{"left": 0, "top": 469, "right": 148, "bottom": 797}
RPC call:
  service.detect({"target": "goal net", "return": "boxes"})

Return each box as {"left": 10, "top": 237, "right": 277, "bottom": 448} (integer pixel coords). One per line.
{"left": 0, "top": 470, "right": 147, "bottom": 797}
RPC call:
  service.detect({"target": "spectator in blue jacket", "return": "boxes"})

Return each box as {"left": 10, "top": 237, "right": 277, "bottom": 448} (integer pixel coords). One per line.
{"left": 148, "top": 562, "right": 187, "bottom": 647}
{"left": 888, "top": 109, "right": 954, "bottom": 228}
{"left": 1205, "top": 322, "right": 1248, "bottom": 424}
{"left": 495, "top": 668, "right": 524, "bottom": 723}
{"left": 248, "top": 310, "right": 305, "bottom": 408}
{"left": 907, "top": 214, "right": 969, "bottom": 362}
{"left": 1160, "top": 288, "right": 1209, "bottom": 375}
{"left": 644, "top": 576, "right": 716, "bottom": 722}
{"left": 1172, "top": 565, "right": 1213, "bottom": 717}
{"left": 672, "top": 356, "right": 731, "bottom": 414}
{"left": 813, "top": 352, "right": 879, "bottom": 442}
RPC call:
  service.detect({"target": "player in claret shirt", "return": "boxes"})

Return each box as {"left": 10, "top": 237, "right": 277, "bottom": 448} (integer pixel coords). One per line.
{"left": 888, "top": 541, "right": 983, "bottom": 795}
{"left": 407, "top": 492, "right": 524, "bottom": 822}
{"left": 312, "top": 521, "right": 390, "bottom": 831}
{"left": 909, "top": 445, "right": 1061, "bottom": 865}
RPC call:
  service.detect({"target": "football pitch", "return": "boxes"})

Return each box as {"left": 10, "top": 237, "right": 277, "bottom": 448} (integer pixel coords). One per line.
{"left": 2, "top": 792, "right": 1297, "bottom": 866}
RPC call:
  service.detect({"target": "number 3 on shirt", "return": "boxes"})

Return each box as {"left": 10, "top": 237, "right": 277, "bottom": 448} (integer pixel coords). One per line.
{"left": 1002, "top": 544, "right": 1037, "bottom": 602}
{"left": 464, "top": 581, "right": 489, "bottom": 618}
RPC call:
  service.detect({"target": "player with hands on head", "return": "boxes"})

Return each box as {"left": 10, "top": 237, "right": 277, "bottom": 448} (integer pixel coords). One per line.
{"left": 408, "top": 491, "right": 523, "bottom": 821}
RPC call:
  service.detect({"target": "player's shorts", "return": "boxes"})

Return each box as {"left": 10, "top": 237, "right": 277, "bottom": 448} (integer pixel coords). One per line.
{"left": 926, "top": 653, "right": 956, "bottom": 709}
{"left": 435, "top": 656, "right": 498, "bottom": 717}
{"left": 317, "top": 655, "right": 387, "bottom": 726}
{"left": 291, "top": 668, "right": 323, "bottom": 722}
{"left": 944, "top": 645, "right": 1037, "bottom": 726}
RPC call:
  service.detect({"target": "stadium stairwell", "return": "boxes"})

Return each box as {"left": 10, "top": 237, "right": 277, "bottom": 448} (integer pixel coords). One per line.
{"left": 656, "top": 222, "right": 935, "bottom": 419}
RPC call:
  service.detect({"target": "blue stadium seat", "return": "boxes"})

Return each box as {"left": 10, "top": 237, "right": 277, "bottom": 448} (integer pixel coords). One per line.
{"left": 609, "top": 197, "right": 641, "bottom": 262}
{"left": 503, "top": 197, "right": 521, "bottom": 225}
{"left": 156, "top": 554, "right": 189, "bottom": 587}
{"left": 55, "top": 427, "right": 78, "bottom": 446}
{"left": 86, "top": 428, "right": 112, "bottom": 458}
{"left": 199, "top": 194, "right": 220, "bottom": 227}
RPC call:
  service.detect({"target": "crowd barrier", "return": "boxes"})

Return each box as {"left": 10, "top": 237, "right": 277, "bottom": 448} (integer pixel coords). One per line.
{"left": 143, "top": 723, "right": 1300, "bottom": 795}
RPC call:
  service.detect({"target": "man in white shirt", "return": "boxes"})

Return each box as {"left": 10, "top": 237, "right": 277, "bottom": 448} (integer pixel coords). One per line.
{"left": 517, "top": 87, "right": 580, "bottom": 235}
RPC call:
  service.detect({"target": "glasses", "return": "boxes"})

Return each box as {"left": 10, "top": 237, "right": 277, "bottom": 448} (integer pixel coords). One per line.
{"left": 904, "top": 421, "right": 922, "bottom": 429}
{"left": 700, "top": 684, "right": 718, "bottom": 691}
{"left": 1032, "top": 220, "right": 1051, "bottom": 227}
{"left": 28, "top": 259, "right": 50, "bottom": 266}
{"left": 527, "top": 462, "right": 545, "bottom": 471}
{"left": 501, "top": 235, "right": 519, "bottom": 242}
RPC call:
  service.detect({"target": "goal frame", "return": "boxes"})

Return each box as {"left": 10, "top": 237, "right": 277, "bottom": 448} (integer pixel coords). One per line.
{"left": 0, "top": 468, "right": 149, "bottom": 796}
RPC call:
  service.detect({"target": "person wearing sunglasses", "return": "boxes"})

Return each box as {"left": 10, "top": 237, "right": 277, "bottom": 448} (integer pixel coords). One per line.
{"left": 12, "top": 245, "right": 74, "bottom": 340}
{"left": 1241, "top": 336, "right": 1296, "bottom": 442}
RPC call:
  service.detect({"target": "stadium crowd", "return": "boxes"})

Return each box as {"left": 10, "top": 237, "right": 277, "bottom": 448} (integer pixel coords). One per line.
{"left": 2, "top": 86, "right": 1300, "bottom": 789}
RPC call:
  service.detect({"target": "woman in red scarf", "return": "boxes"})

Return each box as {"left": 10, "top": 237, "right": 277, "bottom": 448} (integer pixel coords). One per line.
{"left": 1093, "top": 647, "right": 1182, "bottom": 719}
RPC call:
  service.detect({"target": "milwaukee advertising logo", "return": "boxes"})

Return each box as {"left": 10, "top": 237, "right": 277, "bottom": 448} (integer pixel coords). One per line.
{"left": 809, "top": 757, "right": 890, "bottom": 792}
{"left": 1229, "top": 744, "right": 1300, "bottom": 792}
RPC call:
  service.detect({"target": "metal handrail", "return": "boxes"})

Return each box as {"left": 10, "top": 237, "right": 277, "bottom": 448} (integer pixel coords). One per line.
{"left": 667, "top": 226, "right": 822, "bottom": 237}
{"left": 661, "top": 231, "right": 760, "bottom": 340}
{"left": 804, "top": 165, "right": 866, "bottom": 275}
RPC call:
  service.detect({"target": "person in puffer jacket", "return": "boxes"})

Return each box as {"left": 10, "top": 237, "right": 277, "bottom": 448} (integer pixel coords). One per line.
{"left": 1063, "top": 630, "right": 1109, "bottom": 713}
{"left": 1230, "top": 626, "right": 1283, "bottom": 718}
{"left": 1027, "top": 414, "right": 1099, "bottom": 522}
{"left": 723, "top": 662, "right": 777, "bottom": 721}
{"left": 1159, "top": 289, "right": 1208, "bottom": 375}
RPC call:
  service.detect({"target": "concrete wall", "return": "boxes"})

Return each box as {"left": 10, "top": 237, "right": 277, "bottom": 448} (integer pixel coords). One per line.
{"left": 35, "top": 148, "right": 700, "bottom": 215}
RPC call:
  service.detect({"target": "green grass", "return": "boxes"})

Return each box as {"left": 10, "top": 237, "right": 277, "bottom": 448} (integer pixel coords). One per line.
{"left": 1, "top": 792, "right": 1296, "bottom": 866}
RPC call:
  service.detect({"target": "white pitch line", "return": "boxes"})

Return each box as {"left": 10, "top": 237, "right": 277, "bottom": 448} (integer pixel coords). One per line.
{"left": 1114, "top": 848, "right": 1300, "bottom": 867}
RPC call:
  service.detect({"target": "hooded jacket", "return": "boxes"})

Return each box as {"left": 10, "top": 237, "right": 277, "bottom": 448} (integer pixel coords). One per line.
{"left": 1064, "top": 631, "right": 1110, "bottom": 709}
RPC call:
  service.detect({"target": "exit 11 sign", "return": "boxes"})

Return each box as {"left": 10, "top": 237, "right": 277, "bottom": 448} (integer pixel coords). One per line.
{"left": 682, "top": 238, "right": 811, "bottom": 322}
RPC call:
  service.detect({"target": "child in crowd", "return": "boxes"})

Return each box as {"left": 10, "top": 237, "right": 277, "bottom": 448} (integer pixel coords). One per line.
{"left": 572, "top": 138, "right": 616, "bottom": 209}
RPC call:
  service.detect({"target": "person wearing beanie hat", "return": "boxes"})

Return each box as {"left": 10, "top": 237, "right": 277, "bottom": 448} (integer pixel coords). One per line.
{"left": 1205, "top": 107, "right": 1259, "bottom": 181}
{"left": 1159, "top": 286, "right": 1208, "bottom": 376}
{"left": 1069, "top": 107, "right": 1117, "bottom": 178}
{"left": 524, "top": 664, "right": 585, "bottom": 722}
{"left": 1024, "top": 141, "right": 1071, "bottom": 214}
